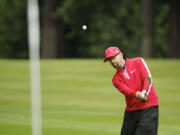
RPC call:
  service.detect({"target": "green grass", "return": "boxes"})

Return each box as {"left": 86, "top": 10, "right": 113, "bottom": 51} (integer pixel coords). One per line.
{"left": 0, "top": 59, "right": 180, "bottom": 135}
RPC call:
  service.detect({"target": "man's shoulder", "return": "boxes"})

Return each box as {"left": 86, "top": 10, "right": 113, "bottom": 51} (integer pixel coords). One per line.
{"left": 129, "top": 57, "right": 142, "bottom": 62}
{"left": 112, "top": 71, "right": 119, "bottom": 84}
{"left": 128, "top": 57, "right": 143, "bottom": 65}
{"left": 112, "top": 71, "right": 118, "bottom": 79}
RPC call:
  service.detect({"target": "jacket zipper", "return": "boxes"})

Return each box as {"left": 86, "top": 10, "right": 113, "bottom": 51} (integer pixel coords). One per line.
{"left": 123, "top": 69, "right": 130, "bottom": 79}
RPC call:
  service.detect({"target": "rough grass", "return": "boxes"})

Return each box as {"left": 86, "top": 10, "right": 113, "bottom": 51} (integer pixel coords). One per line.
{"left": 0, "top": 59, "right": 180, "bottom": 135}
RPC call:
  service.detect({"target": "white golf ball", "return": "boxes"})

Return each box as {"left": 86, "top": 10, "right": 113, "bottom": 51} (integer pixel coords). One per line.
{"left": 82, "top": 25, "right": 87, "bottom": 30}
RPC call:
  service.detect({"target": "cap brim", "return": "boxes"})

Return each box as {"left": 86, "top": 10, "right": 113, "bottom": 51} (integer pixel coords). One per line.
{"left": 104, "top": 56, "right": 111, "bottom": 63}
{"left": 104, "top": 58, "right": 108, "bottom": 63}
{"left": 104, "top": 53, "right": 119, "bottom": 63}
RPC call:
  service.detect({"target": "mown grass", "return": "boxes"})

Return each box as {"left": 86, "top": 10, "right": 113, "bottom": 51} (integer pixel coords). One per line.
{"left": 0, "top": 59, "right": 180, "bottom": 135}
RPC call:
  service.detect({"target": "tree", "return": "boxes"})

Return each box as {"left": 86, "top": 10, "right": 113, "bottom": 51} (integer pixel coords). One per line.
{"left": 169, "top": 0, "right": 180, "bottom": 58}
{"left": 42, "top": 0, "right": 64, "bottom": 58}
{"left": 141, "top": 0, "right": 155, "bottom": 58}
{"left": 0, "top": 0, "right": 174, "bottom": 58}
{"left": 56, "top": 0, "right": 142, "bottom": 58}
{"left": 0, "top": 0, "right": 28, "bottom": 58}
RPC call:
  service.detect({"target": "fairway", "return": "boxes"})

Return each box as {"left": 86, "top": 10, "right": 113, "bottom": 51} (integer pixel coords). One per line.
{"left": 0, "top": 59, "right": 180, "bottom": 135}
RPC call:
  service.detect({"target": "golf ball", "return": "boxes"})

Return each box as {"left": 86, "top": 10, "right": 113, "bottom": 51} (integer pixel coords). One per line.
{"left": 82, "top": 25, "right": 87, "bottom": 30}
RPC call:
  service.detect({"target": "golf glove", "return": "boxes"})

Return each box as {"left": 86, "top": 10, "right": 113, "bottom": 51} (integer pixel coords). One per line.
{"left": 136, "top": 90, "right": 147, "bottom": 102}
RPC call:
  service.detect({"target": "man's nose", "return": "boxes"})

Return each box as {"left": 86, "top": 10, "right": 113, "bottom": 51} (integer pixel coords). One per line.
{"left": 110, "top": 60, "right": 115, "bottom": 65}
{"left": 111, "top": 58, "right": 116, "bottom": 63}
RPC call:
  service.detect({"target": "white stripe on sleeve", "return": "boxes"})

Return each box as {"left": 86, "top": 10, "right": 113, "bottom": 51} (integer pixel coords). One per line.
{"left": 141, "top": 58, "right": 153, "bottom": 95}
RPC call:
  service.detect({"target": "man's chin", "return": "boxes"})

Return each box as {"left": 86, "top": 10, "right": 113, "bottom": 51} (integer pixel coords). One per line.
{"left": 114, "top": 65, "right": 120, "bottom": 69}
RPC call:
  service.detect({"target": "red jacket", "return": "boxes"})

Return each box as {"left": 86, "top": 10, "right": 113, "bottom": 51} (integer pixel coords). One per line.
{"left": 112, "top": 57, "right": 158, "bottom": 111}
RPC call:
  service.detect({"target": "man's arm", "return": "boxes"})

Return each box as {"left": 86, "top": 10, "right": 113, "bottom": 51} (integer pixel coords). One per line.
{"left": 113, "top": 76, "right": 147, "bottom": 101}
{"left": 113, "top": 80, "right": 147, "bottom": 102}
{"left": 112, "top": 78, "right": 136, "bottom": 98}
{"left": 138, "top": 58, "right": 153, "bottom": 96}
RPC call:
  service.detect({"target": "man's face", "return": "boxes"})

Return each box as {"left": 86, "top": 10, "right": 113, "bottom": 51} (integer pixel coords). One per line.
{"left": 109, "top": 53, "right": 123, "bottom": 69}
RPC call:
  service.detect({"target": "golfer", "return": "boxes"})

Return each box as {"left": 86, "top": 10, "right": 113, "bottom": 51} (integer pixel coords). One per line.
{"left": 104, "top": 46, "right": 159, "bottom": 135}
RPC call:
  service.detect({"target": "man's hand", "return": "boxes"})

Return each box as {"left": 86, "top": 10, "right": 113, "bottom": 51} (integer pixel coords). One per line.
{"left": 136, "top": 90, "right": 147, "bottom": 102}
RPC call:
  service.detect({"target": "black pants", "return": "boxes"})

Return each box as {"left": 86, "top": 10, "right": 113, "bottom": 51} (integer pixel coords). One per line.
{"left": 121, "top": 106, "right": 159, "bottom": 135}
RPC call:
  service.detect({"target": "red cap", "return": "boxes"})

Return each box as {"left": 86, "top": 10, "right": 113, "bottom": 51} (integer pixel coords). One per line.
{"left": 104, "top": 47, "right": 121, "bottom": 62}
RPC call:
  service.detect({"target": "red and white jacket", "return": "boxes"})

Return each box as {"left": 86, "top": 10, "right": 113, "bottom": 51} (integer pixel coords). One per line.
{"left": 112, "top": 57, "right": 158, "bottom": 111}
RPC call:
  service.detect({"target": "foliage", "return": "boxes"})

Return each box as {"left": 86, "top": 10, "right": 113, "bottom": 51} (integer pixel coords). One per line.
{"left": 155, "top": 0, "right": 170, "bottom": 58}
{"left": 0, "top": 0, "right": 28, "bottom": 58}
{"left": 56, "top": 0, "right": 142, "bottom": 58}
{"left": 0, "top": 0, "right": 171, "bottom": 58}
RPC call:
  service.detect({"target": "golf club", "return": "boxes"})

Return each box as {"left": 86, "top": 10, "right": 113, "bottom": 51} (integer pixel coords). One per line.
{"left": 141, "top": 76, "right": 152, "bottom": 102}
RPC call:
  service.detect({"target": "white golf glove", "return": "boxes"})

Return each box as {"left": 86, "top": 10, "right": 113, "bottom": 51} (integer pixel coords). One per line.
{"left": 136, "top": 90, "right": 147, "bottom": 102}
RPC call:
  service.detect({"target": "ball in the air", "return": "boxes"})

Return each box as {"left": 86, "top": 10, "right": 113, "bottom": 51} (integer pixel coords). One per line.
{"left": 82, "top": 25, "right": 87, "bottom": 30}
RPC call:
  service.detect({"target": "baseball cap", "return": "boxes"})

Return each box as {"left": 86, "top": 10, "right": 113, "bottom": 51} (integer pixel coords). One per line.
{"left": 104, "top": 46, "right": 121, "bottom": 62}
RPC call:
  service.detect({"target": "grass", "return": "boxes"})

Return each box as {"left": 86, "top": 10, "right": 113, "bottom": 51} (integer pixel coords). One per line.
{"left": 0, "top": 59, "right": 180, "bottom": 135}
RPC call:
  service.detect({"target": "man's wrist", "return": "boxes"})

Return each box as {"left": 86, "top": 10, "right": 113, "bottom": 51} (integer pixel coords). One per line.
{"left": 142, "top": 90, "right": 147, "bottom": 95}
{"left": 136, "top": 91, "right": 141, "bottom": 99}
{"left": 136, "top": 91, "right": 147, "bottom": 102}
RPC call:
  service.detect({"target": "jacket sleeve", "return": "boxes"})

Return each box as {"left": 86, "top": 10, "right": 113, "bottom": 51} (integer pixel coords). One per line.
{"left": 138, "top": 58, "right": 152, "bottom": 93}
{"left": 112, "top": 77, "right": 137, "bottom": 97}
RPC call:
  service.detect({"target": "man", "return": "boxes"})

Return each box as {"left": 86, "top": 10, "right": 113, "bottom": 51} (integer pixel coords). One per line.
{"left": 104, "top": 46, "right": 159, "bottom": 135}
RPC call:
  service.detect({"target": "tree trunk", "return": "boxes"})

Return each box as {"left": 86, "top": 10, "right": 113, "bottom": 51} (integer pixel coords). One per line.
{"left": 169, "top": 0, "right": 180, "bottom": 58}
{"left": 42, "top": 0, "right": 64, "bottom": 58}
{"left": 141, "top": 0, "right": 155, "bottom": 58}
